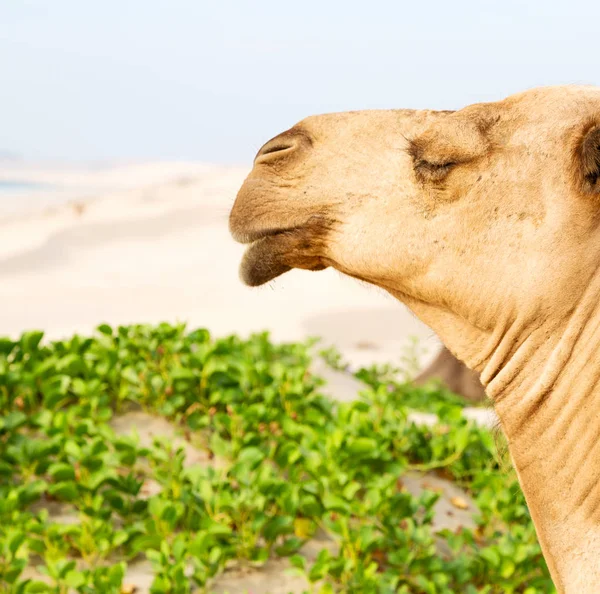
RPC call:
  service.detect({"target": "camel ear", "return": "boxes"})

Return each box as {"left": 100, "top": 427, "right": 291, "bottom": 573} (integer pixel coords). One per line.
{"left": 579, "top": 125, "right": 600, "bottom": 193}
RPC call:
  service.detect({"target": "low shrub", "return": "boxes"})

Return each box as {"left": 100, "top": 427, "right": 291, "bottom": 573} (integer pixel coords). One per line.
{"left": 0, "top": 324, "right": 553, "bottom": 593}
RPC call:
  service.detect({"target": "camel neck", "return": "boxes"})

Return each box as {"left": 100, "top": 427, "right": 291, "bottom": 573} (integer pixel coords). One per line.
{"left": 484, "top": 272, "right": 600, "bottom": 593}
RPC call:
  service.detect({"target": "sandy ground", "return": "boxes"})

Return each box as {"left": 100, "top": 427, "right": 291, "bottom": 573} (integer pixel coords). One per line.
{"left": 1, "top": 162, "right": 486, "bottom": 593}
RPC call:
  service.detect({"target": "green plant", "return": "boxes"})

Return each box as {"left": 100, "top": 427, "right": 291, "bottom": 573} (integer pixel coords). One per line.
{"left": 0, "top": 324, "right": 554, "bottom": 593}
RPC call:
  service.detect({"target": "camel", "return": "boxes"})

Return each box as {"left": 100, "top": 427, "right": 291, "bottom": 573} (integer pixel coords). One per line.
{"left": 229, "top": 85, "right": 600, "bottom": 593}
{"left": 415, "top": 345, "right": 486, "bottom": 402}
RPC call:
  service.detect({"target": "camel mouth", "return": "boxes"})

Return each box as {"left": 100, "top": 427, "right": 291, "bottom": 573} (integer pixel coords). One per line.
{"left": 236, "top": 221, "right": 331, "bottom": 287}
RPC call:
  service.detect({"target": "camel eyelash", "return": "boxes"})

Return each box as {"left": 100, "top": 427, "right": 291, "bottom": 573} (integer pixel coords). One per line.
{"left": 404, "top": 137, "right": 463, "bottom": 180}
{"left": 413, "top": 159, "right": 458, "bottom": 183}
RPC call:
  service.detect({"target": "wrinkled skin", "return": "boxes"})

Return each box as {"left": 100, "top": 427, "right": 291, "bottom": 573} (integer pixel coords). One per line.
{"left": 230, "top": 86, "right": 600, "bottom": 593}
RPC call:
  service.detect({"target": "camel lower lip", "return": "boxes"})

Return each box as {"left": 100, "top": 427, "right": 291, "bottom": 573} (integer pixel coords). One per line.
{"left": 240, "top": 235, "right": 292, "bottom": 286}
{"left": 239, "top": 224, "right": 329, "bottom": 285}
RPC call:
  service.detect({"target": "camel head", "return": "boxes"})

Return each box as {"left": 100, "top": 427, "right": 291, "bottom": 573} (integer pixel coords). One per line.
{"left": 230, "top": 86, "right": 600, "bottom": 377}
{"left": 230, "top": 86, "right": 600, "bottom": 591}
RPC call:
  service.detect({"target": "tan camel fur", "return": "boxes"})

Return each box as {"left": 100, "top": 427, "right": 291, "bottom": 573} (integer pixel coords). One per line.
{"left": 229, "top": 86, "right": 600, "bottom": 593}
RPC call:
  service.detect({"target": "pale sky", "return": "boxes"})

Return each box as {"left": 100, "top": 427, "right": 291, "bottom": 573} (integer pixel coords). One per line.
{"left": 1, "top": 1, "right": 599, "bottom": 163}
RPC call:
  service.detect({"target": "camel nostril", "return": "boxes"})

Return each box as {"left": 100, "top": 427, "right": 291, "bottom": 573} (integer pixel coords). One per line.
{"left": 259, "top": 142, "right": 294, "bottom": 157}
{"left": 255, "top": 139, "right": 297, "bottom": 162}
{"left": 254, "top": 127, "right": 312, "bottom": 164}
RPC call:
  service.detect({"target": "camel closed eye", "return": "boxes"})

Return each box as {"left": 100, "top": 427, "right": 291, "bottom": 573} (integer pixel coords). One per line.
{"left": 414, "top": 158, "right": 458, "bottom": 183}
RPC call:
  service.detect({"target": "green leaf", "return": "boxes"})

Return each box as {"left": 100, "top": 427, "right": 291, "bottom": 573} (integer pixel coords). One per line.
{"left": 289, "top": 554, "right": 306, "bottom": 571}
{"left": 8, "top": 532, "right": 27, "bottom": 556}
{"left": 0, "top": 337, "right": 15, "bottom": 355}
{"left": 21, "top": 330, "right": 44, "bottom": 351}
{"left": 347, "top": 437, "right": 378, "bottom": 456}
{"left": 236, "top": 446, "right": 265, "bottom": 468}
{"left": 275, "top": 537, "right": 304, "bottom": 557}
{"left": 48, "top": 463, "right": 76, "bottom": 482}
{"left": 48, "top": 481, "right": 78, "bottom": 502}
{"left": 2, "top": 411, "right": 28, "bottom": 432}
{"left": 322, "top": 493, "right": 350, "bottom": 514}
{"left": 480, "top": 547, "right": 501, "bottom": 568}
{"left": 263, "top": 516, "right": 294, "bottom": 541}
{"left": 64, "top": 570, "right": 86, "bottom": 588}
{"left": 500, "top": 558, "right": 516, "bottom": 578}
{"left": 121, "top": 367, "right": 140, "bottom": 385}
{"left": 23, "top": 582, "right": 53, "bottom": 593}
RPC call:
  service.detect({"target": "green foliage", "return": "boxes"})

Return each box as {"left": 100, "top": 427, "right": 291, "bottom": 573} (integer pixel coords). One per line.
{"left": 0, "top": 323, "right": 554, "bottom": 593}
